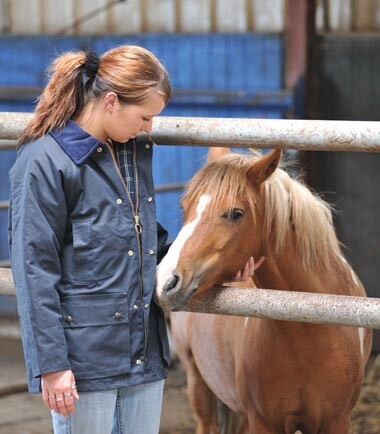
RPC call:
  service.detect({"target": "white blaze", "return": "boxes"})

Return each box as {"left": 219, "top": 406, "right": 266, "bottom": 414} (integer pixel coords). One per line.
{"left": 156, "top": 195, "right": 211, "bottom": 297}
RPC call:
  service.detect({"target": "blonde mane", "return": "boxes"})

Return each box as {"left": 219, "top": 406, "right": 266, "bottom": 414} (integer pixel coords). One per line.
{"left": 183, "top": 152, "right": 342, "bottom": 270}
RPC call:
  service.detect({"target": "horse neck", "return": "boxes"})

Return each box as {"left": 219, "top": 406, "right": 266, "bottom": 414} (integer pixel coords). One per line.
{"left": 253, "top": 236, "right": 352, "bottom": 296}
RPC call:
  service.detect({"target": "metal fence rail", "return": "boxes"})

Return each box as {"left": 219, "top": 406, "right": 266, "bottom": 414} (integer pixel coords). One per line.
{"left": 1, "top": 268, "right": 380, "bottom": 328}
{"left": 1, "top": 112, "right": 380, "bottom": 152}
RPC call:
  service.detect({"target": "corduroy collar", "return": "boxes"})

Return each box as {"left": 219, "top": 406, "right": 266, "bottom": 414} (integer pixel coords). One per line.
{"left": 50, "top": 119, "right": 102, "bottom": 165}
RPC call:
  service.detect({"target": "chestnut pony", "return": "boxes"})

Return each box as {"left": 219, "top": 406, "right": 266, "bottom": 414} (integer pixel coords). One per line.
{"left": 156, "top": 148, "right": 372, "bottom": 434}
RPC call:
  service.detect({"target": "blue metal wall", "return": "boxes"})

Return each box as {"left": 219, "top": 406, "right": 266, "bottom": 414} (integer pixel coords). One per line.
{"left": 0, "top": 34, "right": 284, "bottom": 274}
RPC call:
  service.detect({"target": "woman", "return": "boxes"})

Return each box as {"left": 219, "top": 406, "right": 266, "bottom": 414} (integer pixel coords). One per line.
{"left": 8, "top": 45, "right": 257, "bottom": 434}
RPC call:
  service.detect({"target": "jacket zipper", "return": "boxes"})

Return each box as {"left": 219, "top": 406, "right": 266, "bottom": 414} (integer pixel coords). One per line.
{"left": 105, "top": 140, "right": 148, "bottom": 363}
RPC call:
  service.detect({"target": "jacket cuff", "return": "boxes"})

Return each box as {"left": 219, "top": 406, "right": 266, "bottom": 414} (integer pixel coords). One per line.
{"left": 33, "top": 361, "right": 72, "bottom": 378}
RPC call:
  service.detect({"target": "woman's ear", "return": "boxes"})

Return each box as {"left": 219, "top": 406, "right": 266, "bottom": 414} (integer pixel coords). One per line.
{"left": 248, "top": 149, "right": 282, "bottom": 185}
{"left": 207, "top": 147, "right": 230, "bottom": 163}
{"left": 103, "top": 92, "right": 119, "bottom": 113}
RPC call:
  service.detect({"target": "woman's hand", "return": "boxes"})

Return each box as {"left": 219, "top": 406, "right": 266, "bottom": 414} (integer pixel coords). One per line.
{"left": 41, "top": 369, "right": 79, "bottom": 417}
{"left": 223, "top": 256, "right": 265, "bottom": 285}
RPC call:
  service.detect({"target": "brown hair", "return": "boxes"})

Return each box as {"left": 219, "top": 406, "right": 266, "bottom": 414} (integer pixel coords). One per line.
{"left": 19, "top": 45, "right": 171, "bottom": 145}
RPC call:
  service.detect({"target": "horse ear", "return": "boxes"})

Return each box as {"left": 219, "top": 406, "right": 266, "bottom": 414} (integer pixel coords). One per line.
{"left": 248, "top": 149, "right": 282, "bottom": 185}
{"left": 208, "top": 147, "right": 230, "bottom": 162}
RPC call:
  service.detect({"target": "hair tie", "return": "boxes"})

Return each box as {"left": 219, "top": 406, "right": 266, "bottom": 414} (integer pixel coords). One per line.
{"left": 84, "top": 50, "right": 100, "bottom": 80}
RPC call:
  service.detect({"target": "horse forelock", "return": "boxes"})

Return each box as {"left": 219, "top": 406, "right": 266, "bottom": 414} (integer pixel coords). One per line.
{"left": 183, "top": 152, "right": 341, "bottom": 271}
{"left": 182, "top": 153, "right": 258, "bottom": 219}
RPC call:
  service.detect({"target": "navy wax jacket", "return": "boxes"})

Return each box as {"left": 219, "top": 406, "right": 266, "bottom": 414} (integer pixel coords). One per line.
{"left": 8, "top": 120, "right": 170, "bottom": 393}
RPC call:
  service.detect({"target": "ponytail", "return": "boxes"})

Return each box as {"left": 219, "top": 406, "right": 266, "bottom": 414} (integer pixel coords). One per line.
{"left": 19, "top": 45, "right": 171, "bottom": 146}
{"left": 19, "top": 51, "right": 88, "bottom": 145}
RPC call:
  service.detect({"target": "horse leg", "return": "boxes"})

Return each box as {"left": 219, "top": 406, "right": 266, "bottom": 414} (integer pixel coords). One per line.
{"left": 186, "top": 357, "right": 220, "bottom": 434}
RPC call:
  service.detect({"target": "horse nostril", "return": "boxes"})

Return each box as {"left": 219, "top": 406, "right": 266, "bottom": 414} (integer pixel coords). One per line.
{"left": 164, "top": 275, "right": 180, "bottom": 293}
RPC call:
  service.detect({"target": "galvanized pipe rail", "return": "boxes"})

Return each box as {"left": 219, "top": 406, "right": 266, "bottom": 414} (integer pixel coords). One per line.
{"left": 1, "top": 268, "right": 380, "bottom": 329}
{"left": 1, "top": 112, "right": 380, "bottom": 152}
{"left": 182, "top": 287, "right": 380, "bottom": 329}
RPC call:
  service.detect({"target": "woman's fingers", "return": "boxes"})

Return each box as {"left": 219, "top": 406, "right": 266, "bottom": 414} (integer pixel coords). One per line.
{"left": 239, "top": 256, "right": 265, "bottom": 281}
{"left": 254, "top": 256, "right": 265, "bottom": 271}
{"left": 55, "top": 394, "right": 69, "bottom": 418}
{"left": 41, "top": 371, "right": 79, "bottom": 417}
{"left": 48, "top": 392, "right": 60, "bottom": 414}
{"left": 41, "top": 387, "right": 51, "bottom": 409}
{"left": 223, "top": 256, "right": 266, "bottom": 286}
{"left": 240, "top": 260, "right": 251, "bottom": 281}
{"left": 64, "top": 392, "right": 76, "bottom": 415}
{"left": 71, "top": 375, "right": 80, "bottom": 401}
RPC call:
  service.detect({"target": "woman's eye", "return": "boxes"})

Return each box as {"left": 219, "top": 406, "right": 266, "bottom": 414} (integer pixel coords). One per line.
{"left": 142, "top": 117, "right": 151, "bottom": 122}
{"left": 221, "top": 208, "right": 244, "bottom": 221}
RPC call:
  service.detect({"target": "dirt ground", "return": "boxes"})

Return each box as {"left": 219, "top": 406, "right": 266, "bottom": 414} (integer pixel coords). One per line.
{"left": 0, "top": 336, "right": 379, "bottom": 434}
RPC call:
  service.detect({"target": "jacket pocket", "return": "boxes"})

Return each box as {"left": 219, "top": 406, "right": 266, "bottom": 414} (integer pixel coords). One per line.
{"left": 72, "top": 218, "right": 94, "bottom": 283}
{"left": 61, "top": 293, "right": 131, "bottom": 380}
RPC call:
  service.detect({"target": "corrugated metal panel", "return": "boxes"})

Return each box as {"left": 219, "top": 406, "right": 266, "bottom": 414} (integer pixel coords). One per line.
{"left": 1, "top": 0, "right": 285, "bottom": 34}
{"left": 179, "top": 0, "right": 211, "bottom": 33}
{"left": 215, "top": 0, "right": 247, "bottom": 33}
{"left": 41, "top": 0, "right": 74, "bottom": 34}
{"left": 108, "top": 0, "right": 142, "bottom": 35}
{"left": 142, "top": 0, "right": 176, "bottom": 33}
{"left": 316, "top": 0, "right": 380, "bottom": 32}
{"left": 74, "top": 0, "right": 111, "bottom": 35}
{"left": 253, "top": 0, "right": 284, "bottom": 33}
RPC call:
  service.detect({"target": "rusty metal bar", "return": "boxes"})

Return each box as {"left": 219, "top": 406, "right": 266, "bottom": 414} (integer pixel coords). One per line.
{"left": 155, "top": 183, "right": 185, "bottom": 193}
{"left": 0, "top": 200, "right": 9, "bottom": 211}
{"left": 0, "top": 268, "right": 15, "bottom": 296}
{"left": 151, "top": 117, "right": 380, "bottom": 152}
{"left": 1, "top": 112, "right": 380, "bottom": 152}
{"left": 0, "top": 112, "right": 32, "bottom": 141}
{"left": 2, "top": 267, "right": 380, "bottom": 328}
{"left": 182, "top": 286, "right": 380, "bottom": 329}
{"left": 0, "top": 139, "right": 17, "bottom": 150}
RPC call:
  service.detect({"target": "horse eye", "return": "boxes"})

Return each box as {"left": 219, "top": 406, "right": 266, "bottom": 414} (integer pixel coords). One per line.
{"left": 222, "top": 208, "right": 244, "bottom": 221}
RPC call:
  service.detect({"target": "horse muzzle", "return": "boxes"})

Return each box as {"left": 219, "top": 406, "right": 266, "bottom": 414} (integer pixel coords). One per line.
{"left": 155, "top": 271, "right": 199, "bottom": 311}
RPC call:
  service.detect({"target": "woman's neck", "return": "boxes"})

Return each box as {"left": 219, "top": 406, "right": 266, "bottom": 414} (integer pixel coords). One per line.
{"left": 73, "top": 103, "right": 107, "bottom": 142}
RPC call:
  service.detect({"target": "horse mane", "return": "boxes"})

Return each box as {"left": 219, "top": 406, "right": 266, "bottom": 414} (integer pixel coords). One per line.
{"left": 183, "top": 151, "right": 342, "bottom": 270}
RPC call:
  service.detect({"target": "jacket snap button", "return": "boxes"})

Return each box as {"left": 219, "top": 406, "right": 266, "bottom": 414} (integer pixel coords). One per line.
{"left": 97, "top": 147, "right": 103, "bottom": 153}
{"left": 144, "top": 304, "right": 149, "bottom": 309}
{"left": 116, "top": 198, "right": 123, "bottom": 204}
{"left": 149, "top": 249, "right": 154, "bottom": 255}
{"left": 147, "top": 197, "right": 153, "bottom": 202}
{"left": 145, "top": 144, "right": 150, "bottom": 149}
{"left": 133, "top": 304, "right": 138, "bottom": 310}
{"left": 128, "top": 250, "right": 134, "bottom": 256}
{"left": 136, "top": 359, "right": 142, "bottom": 365}
{"left": 65, "top": 315, "right": 73, "bottom": 323}
{"left": 114, "top": 312, "right": 122, "bottom": 320}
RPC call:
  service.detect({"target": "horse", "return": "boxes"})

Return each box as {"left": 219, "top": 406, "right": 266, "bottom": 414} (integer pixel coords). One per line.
{"left": 155, "top": 147, "right": 372, "bottom": 434}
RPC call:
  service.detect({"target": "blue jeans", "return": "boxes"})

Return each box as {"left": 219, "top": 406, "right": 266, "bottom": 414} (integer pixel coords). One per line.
{"left": 51, "top": 380, "right": 165, "bottom": 434}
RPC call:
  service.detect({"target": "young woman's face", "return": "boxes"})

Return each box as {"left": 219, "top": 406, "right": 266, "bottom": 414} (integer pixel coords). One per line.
{"left": 104, "top": 92, "right": 165, "bottom": 143}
